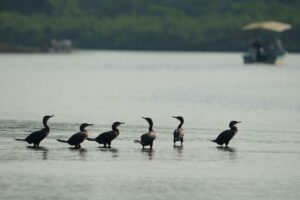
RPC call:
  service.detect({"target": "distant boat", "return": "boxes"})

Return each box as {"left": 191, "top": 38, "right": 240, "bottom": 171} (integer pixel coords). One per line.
{"left": 50, "top": 39, "right": 72, "bottom": 53}
{"left": 242, "top": 21, "right": 291, "bottom": 65}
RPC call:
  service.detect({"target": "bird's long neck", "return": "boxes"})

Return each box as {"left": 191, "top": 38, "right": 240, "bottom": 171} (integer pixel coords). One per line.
{"left": 230, "top": 125, "right": 238, "bottom": 132}
{"left": 145, "top": 119, "right": 153, "bottom": 132}
{"left": 178, "top": 120, "right": 184, "bottom": 129}
{"left": 43, "top": 118, "right": 50, "bottom": 129}
{"left": 148, "top": 123, "right": 153, "bottom": 132}
{"left": 80, "top": 127, "right": 88, "bottom": 138}
{"left": 112, "top": 125, "right": 119, "bottom": 134}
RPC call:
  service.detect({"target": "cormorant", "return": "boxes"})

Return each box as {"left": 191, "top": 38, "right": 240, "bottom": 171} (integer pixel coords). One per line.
{"left": 15, "top": 115, "right": 54, "bottom": 148}
{"left": 134, "top": 117, "right": 156, "bottom": 150}
{"left": 87, "top": 122, "right": 124, "bottom": 148}
{"left": 211, "top": 121, "right": 241, "bottom": 147}
{"left": 172, "top": 116, "right": 184, "bottom": 146}
{"left": 57, "top": 123, "right": 93, "bottom": 148}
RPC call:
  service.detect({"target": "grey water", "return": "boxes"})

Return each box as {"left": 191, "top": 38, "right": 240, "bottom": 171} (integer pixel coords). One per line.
{"left": 0, "top": 51, "right": 300, "bottom": 200}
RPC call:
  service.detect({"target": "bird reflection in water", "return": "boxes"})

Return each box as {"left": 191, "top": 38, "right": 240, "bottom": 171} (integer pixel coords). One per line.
{"left": 26, "top": 146, "right": 49, "bottom": 160}
{"left": 141, "top": 149, "right": 154, "bottom": 160}
{"left": 216, "top": 146, "right": 237, "bottom": 160}
{"left": 99, "top": 147, "right": 119, "bottom": 158}
{"left": 173, "top": 145, "right": 184, "bottom": 158}
{"left": 216, "top": 146, "right": 236, "bottom": 152}
{"left": 69, "top": 147, "right": 87, "bottom": 159}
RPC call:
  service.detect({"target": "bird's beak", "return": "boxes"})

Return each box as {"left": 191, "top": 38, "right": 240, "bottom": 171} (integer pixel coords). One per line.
{"left": 50, "top": 115, "right": 54, "bottom": 118}
{"left": 120, "top": 122, "right": 125, "bottom": 124}
{"left": 172, "top": 116, "right": 176, "bottom": 118}
{"left": 88, "top": 124, "right": 94, "bottom": 126}
{"left": 237, "top": 121, "right": 241, "bottom": 124}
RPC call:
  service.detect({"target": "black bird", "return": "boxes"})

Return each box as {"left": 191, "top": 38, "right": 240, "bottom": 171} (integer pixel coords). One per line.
{"left": 87, "top": 122, "right": 124, "bottom": 148}
{"left": 57, "top": 123, "right": 93, "bottom": 148}
{"left": 172, "top": 116, "right": 184, "bottom": 146}
{"left": 134, "top": 117, "right": 156, "bottom": 150}
{"left": 15, "top": 115, "right": 54, "bottom": 148}
{"left": 211, "top": 121, "right": 241, "bottom": 147}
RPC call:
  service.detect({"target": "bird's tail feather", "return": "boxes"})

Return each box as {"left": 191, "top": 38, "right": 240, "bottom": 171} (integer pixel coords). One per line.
{"left": 207, "top": 138, "right": 216, "bottom": 143}
{"left": 134, "top": 139, "right": 141, "bottom": 144}
{"left": 86, "top": 138, "right": 95, "bottom": 141}
{"left": 15, "top": 138, "right": 26, "bottom": 141}
{"left": 57, "top": 139, "right": 68, "bottom": 143}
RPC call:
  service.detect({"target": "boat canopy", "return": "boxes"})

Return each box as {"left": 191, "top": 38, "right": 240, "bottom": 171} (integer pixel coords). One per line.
{"left": 242, "top": 21, "right": 292, "bottom": 32}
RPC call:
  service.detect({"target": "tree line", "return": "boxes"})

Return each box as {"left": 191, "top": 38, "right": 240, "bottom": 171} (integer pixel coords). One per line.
{"left": 0, "top": 0, "right": 299, "bottom": 52}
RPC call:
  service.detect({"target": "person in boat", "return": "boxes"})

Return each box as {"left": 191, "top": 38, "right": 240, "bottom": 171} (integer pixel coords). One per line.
{"left": 251, "top": 38, "right": 265, "bottom": 61}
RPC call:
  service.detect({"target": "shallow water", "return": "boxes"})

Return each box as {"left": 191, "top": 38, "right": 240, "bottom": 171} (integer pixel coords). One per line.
{"left": 0, "top": 51, "right": 300, "bottom": 200}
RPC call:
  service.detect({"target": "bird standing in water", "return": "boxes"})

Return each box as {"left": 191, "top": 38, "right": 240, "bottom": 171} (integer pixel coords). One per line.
{"left": 57, "top": 123, "right": 93, "bottom": 148}
{"left": 15, "top": 115, "right": 54, "bottom": 148}
{"left": 87, "top": 121, "right": 124, "bottom": 148}
{"left": 134, "top": 117, "right": 156, "bottom": 150}
{"left": 172, "top": 116, "right": 184, "bottom": 146}
{"left": 211, "top": 121, "right": 241, "bottom": 147}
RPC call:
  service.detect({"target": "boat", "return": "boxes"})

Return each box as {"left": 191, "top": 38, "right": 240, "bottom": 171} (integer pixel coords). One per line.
{"left": 242, "top": 21, "right": 291, "bottom": 64}
{"left": 50, "top": 38, "right": 72, "bottom": 53}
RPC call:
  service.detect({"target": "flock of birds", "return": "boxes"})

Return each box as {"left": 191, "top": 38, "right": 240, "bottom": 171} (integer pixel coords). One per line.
{"left": 15, "top": 115, "right": 241, "bottom": 149}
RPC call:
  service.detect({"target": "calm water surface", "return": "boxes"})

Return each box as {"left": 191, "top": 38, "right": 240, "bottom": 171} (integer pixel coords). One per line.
{"left": 0, "top": 51, "right": 300, "bottom": 200}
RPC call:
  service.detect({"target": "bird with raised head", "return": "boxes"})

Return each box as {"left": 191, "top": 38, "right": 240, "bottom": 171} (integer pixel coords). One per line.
{"left": 172, "top": 116, "right": 184, "bottom": 146}
{"left": 15, "top": 115, "right": 54, "bottom": 148}
{"left": 57, "top": 123, "right": 93, "bottom": 148}
{"left": 134, "top": 117, "right": 156, "bottom": 150}
{"left": 87, "top": 121, "right": 124, "bottom": 148}
{"left": 211, "top": 121, "right": 241, "bottom": 147}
